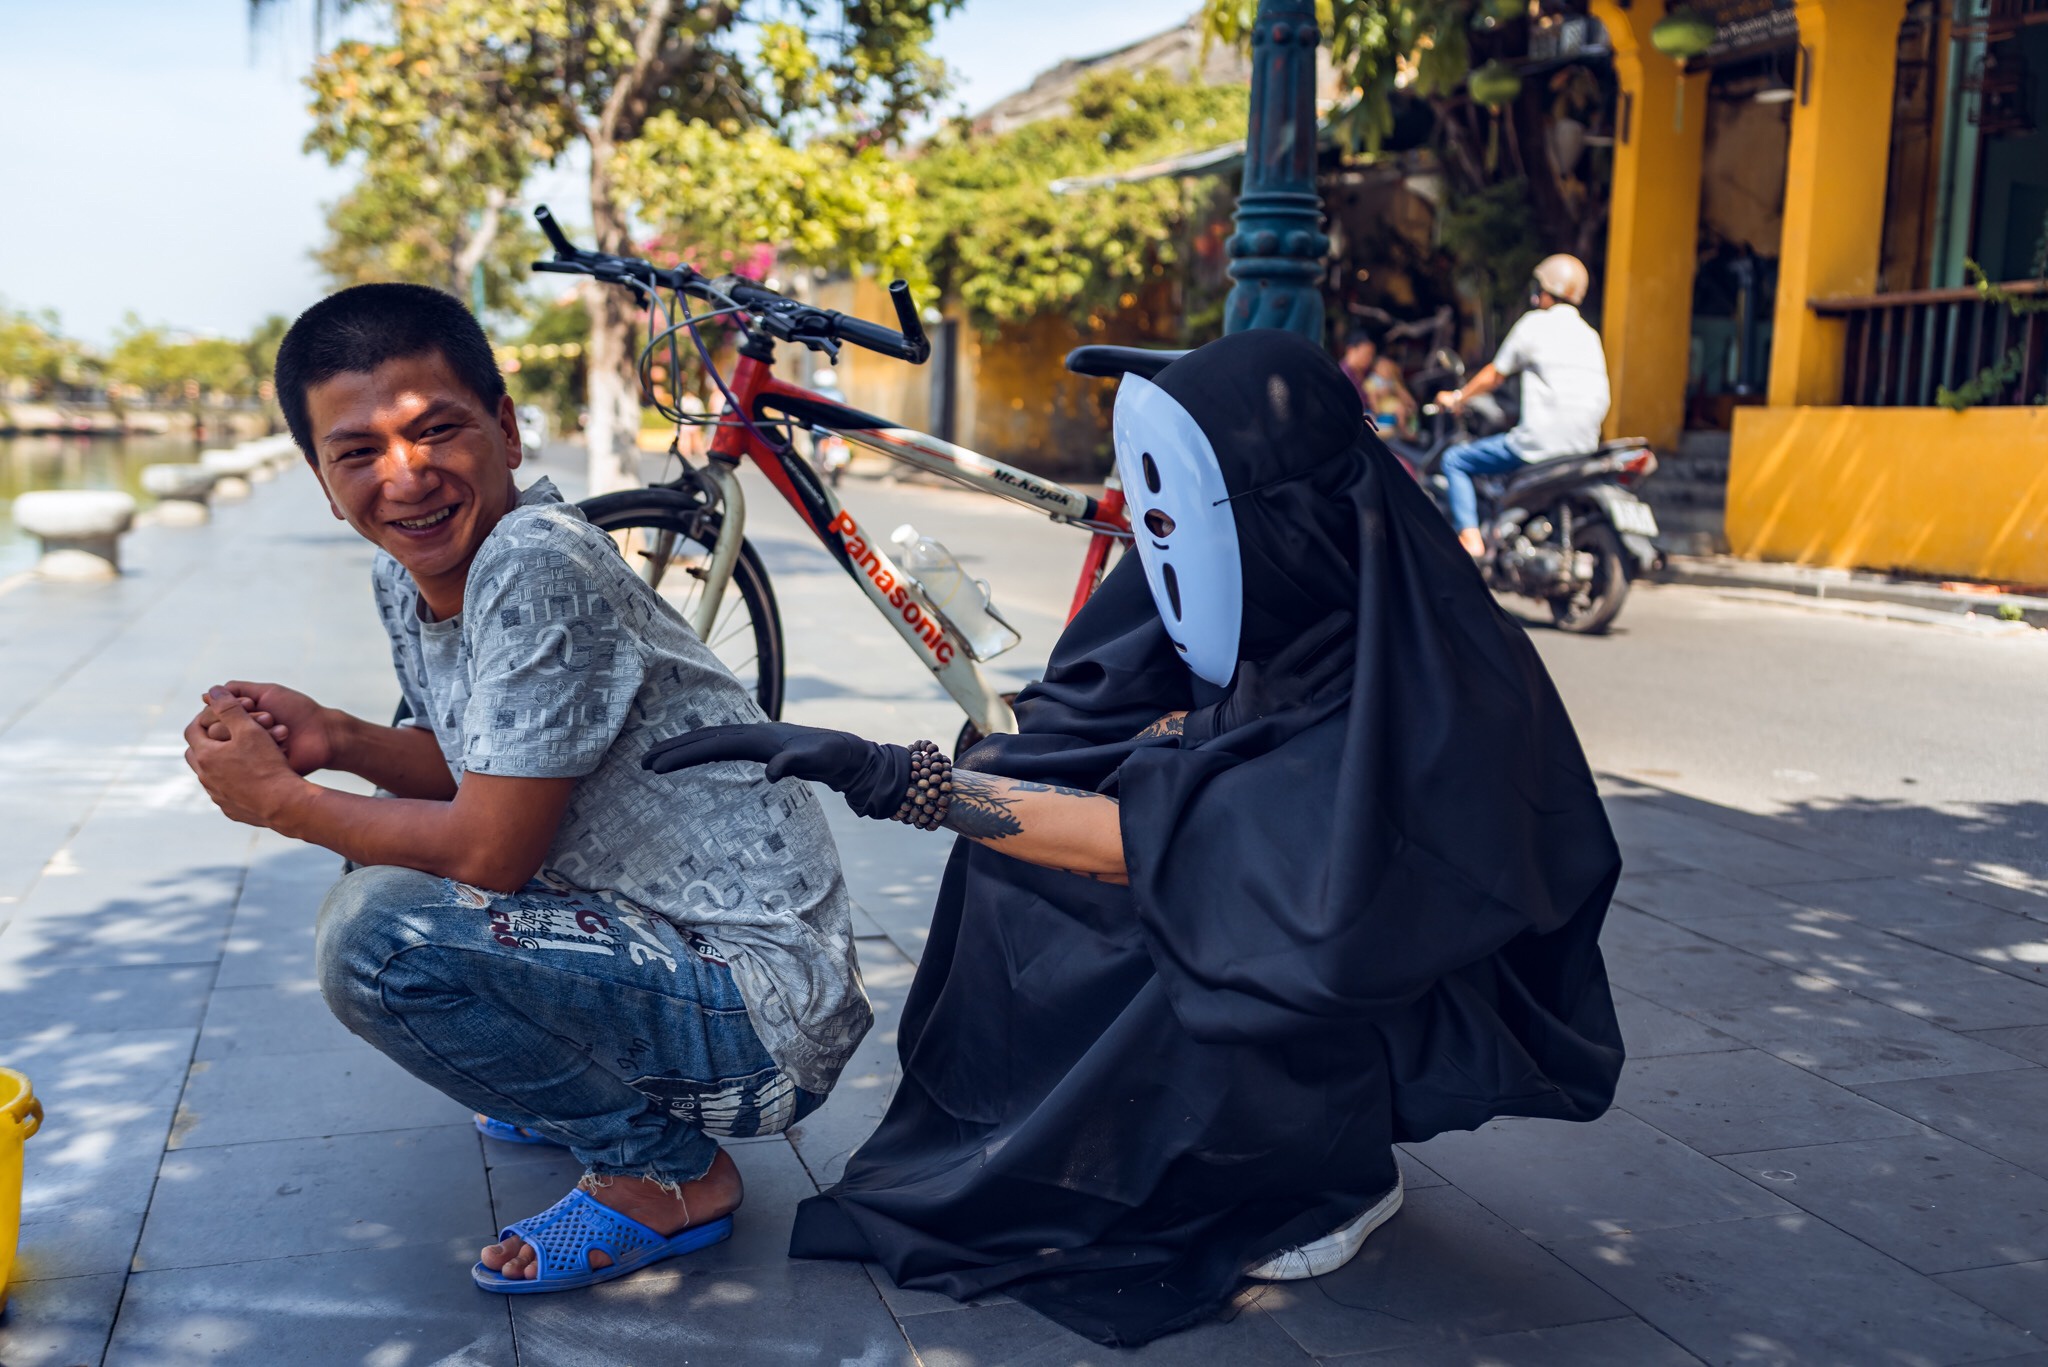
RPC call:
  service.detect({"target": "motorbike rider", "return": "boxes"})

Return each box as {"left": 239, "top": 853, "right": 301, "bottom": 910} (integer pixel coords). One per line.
{"left": 1434, "top": 254, "right": 1611, "bottom": 557}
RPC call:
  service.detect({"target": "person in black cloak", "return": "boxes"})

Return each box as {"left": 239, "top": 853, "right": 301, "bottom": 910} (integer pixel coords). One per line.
{"left": 643, "top": 328, "right": 1625, "bottom": 1347}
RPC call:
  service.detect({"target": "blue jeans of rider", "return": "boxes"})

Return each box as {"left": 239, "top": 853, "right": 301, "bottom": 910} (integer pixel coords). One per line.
{"left": 1440, "top": 433, "right": 1529, "bottom": 533}
{"left": 315, "top": 866, "right": 822, "bottom": 1185}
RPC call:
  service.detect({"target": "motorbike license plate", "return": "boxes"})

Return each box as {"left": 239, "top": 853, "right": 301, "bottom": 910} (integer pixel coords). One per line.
{"left": 1609, "top": 500, "right": 1659, "bottom": 537}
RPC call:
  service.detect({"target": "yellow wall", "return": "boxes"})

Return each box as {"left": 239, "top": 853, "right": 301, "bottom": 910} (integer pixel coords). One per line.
{"left": 1767, "top": 0, "right": 1906, "bottom": 405}
{"left": 1728, "top": 405, "right": 2048, "bottom": 583}
{"left": 1589, "top": 0, "right": 1708, "bottom": 450}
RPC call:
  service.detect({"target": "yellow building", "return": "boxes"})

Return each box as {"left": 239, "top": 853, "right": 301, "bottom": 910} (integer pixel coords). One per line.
{"left": 1596, "top": 0, "right": 2048, "bottom": 584}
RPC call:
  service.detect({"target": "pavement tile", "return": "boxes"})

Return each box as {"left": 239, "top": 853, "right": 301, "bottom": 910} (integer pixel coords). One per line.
{"left": 1770, "top": 878, "right": 2048, "bottom": 988}
{"left": 0, "top": 964, "right": 212, "bottom": 1037}
{"left": 15, "top": 1204, "right": 152, "bottom": 1282}
{"left": 1406, "top": 1110, "right": 1793, "bottom": 1245}
{"left": 134, "top": 1124, "right": 490, "bottom": 1271}
{"left": 1617, "top": 1048, "right": 1929, "bottom": 1154}
{"left": 166, "top": 1044, "right": 469, "bottom": 1149}
{"left": 1604, "top": 909, "right": 2034, "bottom": 1085}
{"left": 192, "top": 982, "right": 361, "bottom": 1060}
{"left": 1249, "top": 1185, "right": 1624, "bottom": 1358}
{"left": 819, "top": 794, "right": 948, "bottom": 966}
{"left": 1686, "top": 905, "right": 2048, "bottom": 1032}
{"left": 1599, "top": 802, "right": 1877, "bottom": 887}
{"left": 1613, "top": 867, "right": 1802, "bottom": 923}
{"left": 1550, "top": 1214, "right": 2040, "bottom": 1366}
{"left": 901, "top": 1299, "right": 1309, "bottom": 1364}
{"left": 786, "top": 943, "right": 913, "bottom": 1188}
{"left": 10, "top": 1031, "right": 194, "bottom": 1271}
{"left": 1968, "top": 1025, "right": 2048, "bottom": 1065}
{"left": 1609, "top": 988, "right": 1742, "bottom": 1058}
{"left": 1935, "top": 1260, "right": 2048, "bottom": 1339}
{"left": 485, "top": 1135, "right": 818, "bottom": 1275}
{"left": 1718, "top": 1132, "right": 2048, "bottom": 1275}
{"left": 104, "top": 1241, "right": 514, "bottom": 1367}
{"left": 1334, "top": 1316, "right": 1703, "bottom": 1366}
{"left": 1856, "top": 1068, "right": 2048, "bottom": 1178}
{"left": 0, "top": 1272, "right": 124, "bottom": 1367}
{"left": 508, "top": 1255, "right": 914, "bottom": 1365}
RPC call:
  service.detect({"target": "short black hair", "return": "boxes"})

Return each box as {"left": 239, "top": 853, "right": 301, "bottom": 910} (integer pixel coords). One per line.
{"left": 1342, "top": 323, "right": 1385, "bottom": 353}
{"left": 275, "top": 283, "right": 505, "bottom": 462}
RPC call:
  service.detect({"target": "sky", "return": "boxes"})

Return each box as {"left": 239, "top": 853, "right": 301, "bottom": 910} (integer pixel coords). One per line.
{"left": 0, "top": 0, "right": 1201, "bottom": 347}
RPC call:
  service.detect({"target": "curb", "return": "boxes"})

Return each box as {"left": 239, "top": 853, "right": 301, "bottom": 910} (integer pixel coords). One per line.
{"left": 1656, "top": 555, "right": 2048, "bottom": 629}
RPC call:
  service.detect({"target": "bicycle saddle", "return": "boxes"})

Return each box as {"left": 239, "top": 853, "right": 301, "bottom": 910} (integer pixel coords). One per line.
{"left": 1064, "top": 345, "right": 1190, "bottom": 380}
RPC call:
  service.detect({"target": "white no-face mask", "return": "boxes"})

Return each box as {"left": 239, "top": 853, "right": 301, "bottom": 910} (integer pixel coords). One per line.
{"left": 1111, "top": 373, "right": 1243, "bottom": 688}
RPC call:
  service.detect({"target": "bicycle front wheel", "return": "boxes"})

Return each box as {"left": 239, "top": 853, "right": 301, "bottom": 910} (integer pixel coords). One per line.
{"left": 581, "top": 490, "right": 786, "bottom": 720}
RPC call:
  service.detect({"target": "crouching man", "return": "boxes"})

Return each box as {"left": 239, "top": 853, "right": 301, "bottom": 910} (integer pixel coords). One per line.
{"left": 180, "top": 283, "right": 870, "bottom": 1294}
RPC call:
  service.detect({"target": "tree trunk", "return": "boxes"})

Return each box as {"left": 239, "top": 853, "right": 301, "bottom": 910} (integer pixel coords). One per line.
{"left": 449, "top": 185, "right": 507, "bottom": 303}
{"left": 583, "top": 147, "right": 642, "bottom": 495}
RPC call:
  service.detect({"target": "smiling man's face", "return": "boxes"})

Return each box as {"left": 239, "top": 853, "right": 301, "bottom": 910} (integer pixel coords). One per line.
{"left": 306, "top": 350, "right": 523, "bottom": 616}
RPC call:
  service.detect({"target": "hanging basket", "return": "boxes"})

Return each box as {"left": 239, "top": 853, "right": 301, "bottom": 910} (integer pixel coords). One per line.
{"left": 1468, "top": 60, "right": 1524, "bottom": 109}
{"left": 1650, "top": 7, "right": 1717, "bottom": 61}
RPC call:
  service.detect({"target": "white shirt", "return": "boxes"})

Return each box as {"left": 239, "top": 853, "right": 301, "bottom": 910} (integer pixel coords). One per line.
{"left": 1492, "top": 303, "right": 1611, "bottom": 462}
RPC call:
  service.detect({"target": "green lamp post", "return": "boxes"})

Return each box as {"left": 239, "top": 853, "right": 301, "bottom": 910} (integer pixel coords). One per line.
{"left": 1223, "top": 0, "right": 1330, "bottom": 339}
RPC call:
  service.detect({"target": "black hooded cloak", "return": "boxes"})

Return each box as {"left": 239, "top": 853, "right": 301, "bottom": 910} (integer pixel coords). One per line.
{"left": 788, "top": 331, "right": 1624, "bottom": 1346}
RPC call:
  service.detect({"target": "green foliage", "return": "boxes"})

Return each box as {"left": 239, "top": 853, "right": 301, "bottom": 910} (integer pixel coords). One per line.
{"left": 295, "top": 0, "right": 959, "bottom": 294}
{"left": 314, "top": 166, "right": 544, "bottom": 311}
{"left": 913, "top": 69, "right": 1250, "bottom": 329}
{"left": 0, "top": 302, "right": 95, "bottom": 398}
{"left": 615, "top": 115, "right": 923, "bottom": 287}
{"left": 501, "top": 295, "right": 592, "bottom": 422}
{"left": 104, "top": 318, "right": 258, "bottom": 407}
{"left": 1438, "top": 177, "right": 1543, "bottom": 324}
{"left": 1936, "top": 244, "right": 2048, "bottom": 412}
{"left": 1203, "top": 0, "right": 1479, "bottom": 147}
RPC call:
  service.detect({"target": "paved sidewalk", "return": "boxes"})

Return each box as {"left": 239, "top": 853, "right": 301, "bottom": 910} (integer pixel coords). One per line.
{"left": 2, "top": 462, "right": 2045, "bottom": 1366}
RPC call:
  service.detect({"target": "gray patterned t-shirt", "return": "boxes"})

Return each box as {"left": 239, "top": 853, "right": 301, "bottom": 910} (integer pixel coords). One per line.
{"left": 369, "top": 479, "right": 870, "bottom": 1093}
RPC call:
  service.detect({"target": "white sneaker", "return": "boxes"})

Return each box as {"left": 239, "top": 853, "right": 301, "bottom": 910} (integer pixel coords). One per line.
{"left": 1245, "top": 1170, "right": 1405, "bottom": 1281}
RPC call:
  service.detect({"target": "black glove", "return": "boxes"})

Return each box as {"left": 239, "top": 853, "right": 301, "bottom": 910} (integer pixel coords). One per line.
{"left": 1182, "top": 609, "right": 1356, "bottom": 745}
{"left": 642, "top": 721, "right": 911, "bottom": 820}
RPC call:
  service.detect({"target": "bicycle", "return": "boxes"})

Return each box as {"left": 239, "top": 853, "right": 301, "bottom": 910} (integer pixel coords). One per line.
{"left": 531, "top": 206, "right": 1170, "bottom": 751}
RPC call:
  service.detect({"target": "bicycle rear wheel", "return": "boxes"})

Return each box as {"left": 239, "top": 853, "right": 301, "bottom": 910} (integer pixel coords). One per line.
{"left": 581, "top": 490, "right": 786, "bottom": 720}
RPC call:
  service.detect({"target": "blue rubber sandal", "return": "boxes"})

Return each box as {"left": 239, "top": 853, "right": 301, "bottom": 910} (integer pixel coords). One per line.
{"left": 474, "top": 1115, "right": 566, "bottom": 1147}
{"left": 471, "top": 1187, "right": 734, "bottom": 1294}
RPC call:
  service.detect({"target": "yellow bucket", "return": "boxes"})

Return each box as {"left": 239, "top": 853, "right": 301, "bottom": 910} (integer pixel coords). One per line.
{"left": 0, "top": 1068, "right": 41, "bottom": 1308}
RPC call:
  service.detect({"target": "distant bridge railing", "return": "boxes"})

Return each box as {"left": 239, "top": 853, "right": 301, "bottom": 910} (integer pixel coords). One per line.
{"left": 1814, "top": 280, "right": 2047, "bottom": 408}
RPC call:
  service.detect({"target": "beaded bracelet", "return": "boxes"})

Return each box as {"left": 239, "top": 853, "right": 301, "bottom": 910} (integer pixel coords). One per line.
{"left": 891, "top": 739, "right": 954, "bottom": 830}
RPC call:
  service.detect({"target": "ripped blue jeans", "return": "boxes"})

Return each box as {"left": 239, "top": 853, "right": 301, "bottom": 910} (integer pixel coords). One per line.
{"left": 315, "top": 866, "right": 822, "bottom": 1185}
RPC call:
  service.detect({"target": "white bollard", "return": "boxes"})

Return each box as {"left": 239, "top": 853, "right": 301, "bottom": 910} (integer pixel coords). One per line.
{"left": 141, "top": 463, "right": 219, "bottom": 526}
{"left": 199, "top": 449, "right": 261, "bottom": 500}
{"left": 12, "top": 490, "right": 138, "bottom": 581}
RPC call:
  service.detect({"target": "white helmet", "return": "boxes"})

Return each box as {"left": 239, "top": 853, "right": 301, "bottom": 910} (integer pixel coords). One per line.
{"left": 1532, "top": 254, "right": 1590, "bottom": 306}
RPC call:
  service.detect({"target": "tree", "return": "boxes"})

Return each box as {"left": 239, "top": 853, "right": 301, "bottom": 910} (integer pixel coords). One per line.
{"left": 314, "top": 165, "right": 544, "bottom": 312}
{"left": 283, "top": 0, "right": 960, "bottom": 494}
{"left": 0, "top": 302, "right": 93, "bottom": 402}
{"left": 913, "top": 69, "right": 1250, "bottom": 331}
{"left": 105, "top": 319, "right": 256, "bottom": 414}
{"left": 1202, "top": 0, "right": 1613, "bottom": 342}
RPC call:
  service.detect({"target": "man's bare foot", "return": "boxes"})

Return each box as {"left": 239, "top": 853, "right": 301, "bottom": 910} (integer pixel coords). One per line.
{"left": 1457, "top": 527, "right": 1486, "bottom": 558}
{"left": 478, "top": 1147, "right": 743, "bottom": 1281}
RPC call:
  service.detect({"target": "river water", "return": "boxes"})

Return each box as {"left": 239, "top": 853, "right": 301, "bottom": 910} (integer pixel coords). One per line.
{"left": 0, "top": 434, "right": 234, "bottom": 577}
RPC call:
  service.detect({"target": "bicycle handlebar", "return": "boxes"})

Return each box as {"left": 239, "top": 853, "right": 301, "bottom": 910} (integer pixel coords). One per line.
{"left": 529, "top": 204, "right": 930, "bottom": 365}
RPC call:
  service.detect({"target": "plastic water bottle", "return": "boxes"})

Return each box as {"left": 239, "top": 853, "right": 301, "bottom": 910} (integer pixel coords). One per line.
{"left": 890, "top": 524, "right": 1022, "bottom": 661}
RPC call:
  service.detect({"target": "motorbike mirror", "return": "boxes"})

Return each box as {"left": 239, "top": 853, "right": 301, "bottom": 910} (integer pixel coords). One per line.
{"left": 1431, "top": 348, "right": 1467, "bottom": 377}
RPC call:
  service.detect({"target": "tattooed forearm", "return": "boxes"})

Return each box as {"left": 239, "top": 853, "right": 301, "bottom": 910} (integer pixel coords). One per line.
{"left": 943, "top": 770, "right": 1025, "bottom": 840}
{"left": 939, "top": 771, "right": 1126, "bottom": 882}
{"left": 1135, "top": 711, "right": 1187, "bottom": 741}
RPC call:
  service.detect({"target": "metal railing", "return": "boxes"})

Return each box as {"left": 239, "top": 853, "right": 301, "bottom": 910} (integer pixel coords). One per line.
{"left": 1815, "top": 281, "right": 2048, "bottom": 407}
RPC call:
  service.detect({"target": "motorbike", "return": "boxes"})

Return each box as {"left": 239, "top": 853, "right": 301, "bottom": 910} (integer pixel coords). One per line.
{"left": 1382, "top": 351, "right": 1662, "bottom": 635}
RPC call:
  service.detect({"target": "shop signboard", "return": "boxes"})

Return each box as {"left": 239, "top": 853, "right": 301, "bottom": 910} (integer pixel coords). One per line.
{"left": 1687, "top": 0, "right": 1800, "bottom": 63}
